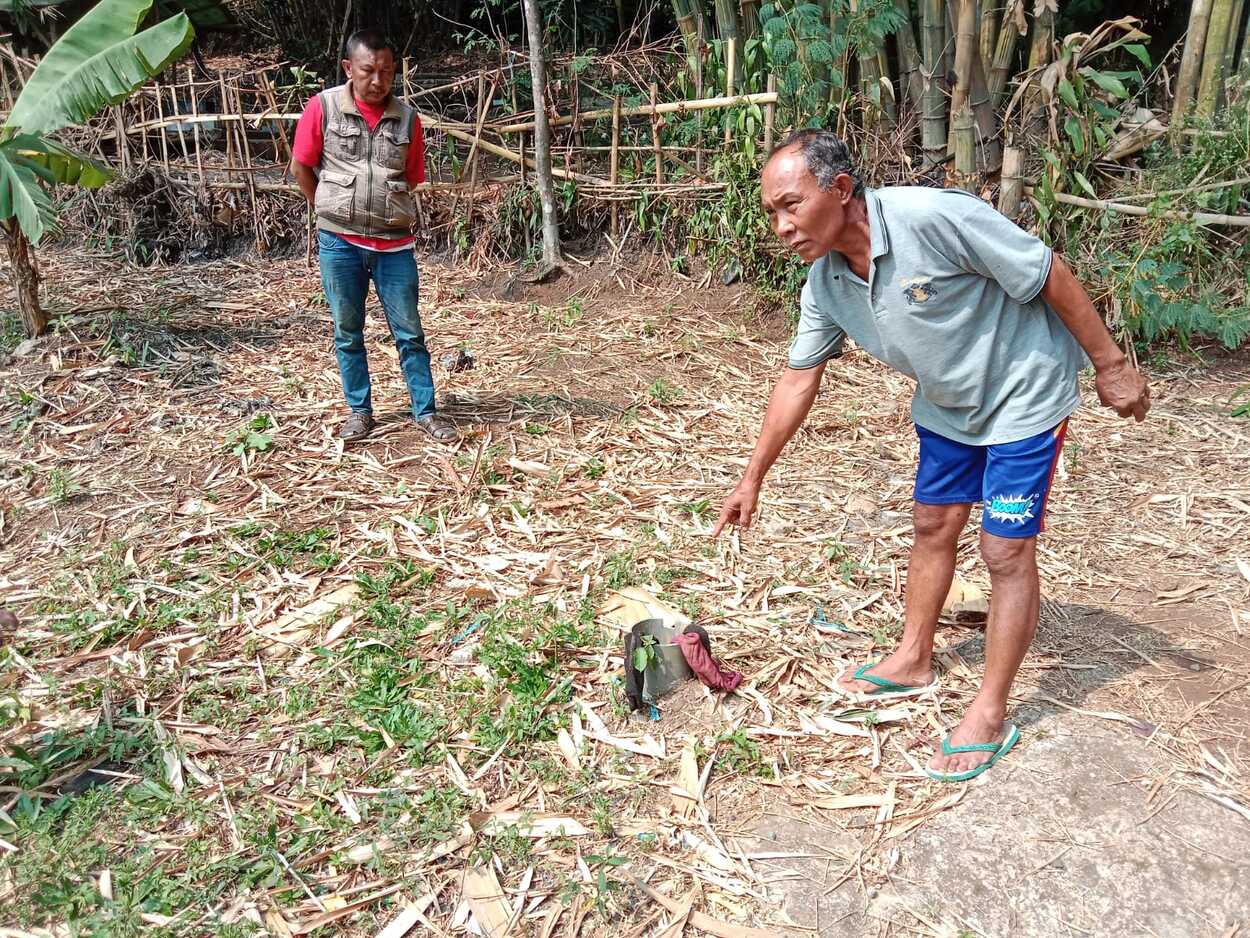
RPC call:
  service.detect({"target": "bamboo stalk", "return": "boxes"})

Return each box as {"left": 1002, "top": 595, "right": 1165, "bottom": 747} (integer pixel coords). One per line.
{"left": 1026, "top": 4, "right": 1053, "bottom": 71}
{"left": 167, "top": 82, "right": 190, "bottom": 166}
{"left": 1224, "top": 0, "right": 1246, "bottom": 80}
{"left": 979, "top": 0, "right": 999, "bottom": 69}
{"left": 951, "top": 0, "right": 978, "bottom": 114}
{"left": 694, "top": 42, "right": 704, "bottom": 174}
{"left": 740, "top": 0, "right": 760, "bottom": 38}
{"left": 217, "top": 75, "right": 233, "bottom": 167}
{"left": 442, "top": 125, "right": 605, "bottom": 185}
{"left": 651, "top": 82, "right": 665, "bottom": 184}
{"left": 672, "top": 0, "right": 700, "bottom": 49}
{"left": 1173, "top": 0, "right": 1217, "bottom": 129}
{"left": 1197, "top": 0, "right": 1238, "bottom": 116}
{"left": 1025, "top": 186, "right": 1250, "bottom": 226}
{"left": 952, "top": 104, "right": 976, "bottom": 187}
{"left": 124, "top": 93, "right": 781, "bottom": 139}
{"left": 920, "top": 0, "right": 947, "bottom": 168}
{"left": 258, "top": 70, "right": 293, "bottom": 179}
{"left": 610, "top": 95, "right": 621, "bottom": 237}
{"left": 724, "top": 38, "right": 736, "bottom": 145}
{"left": 139, "top": 91, "right": 150, "bottom": 162}
{"left": 988, "top": 0, "right": 1024, "bottom": 108}
{"left": 153, "top": 80, "right": 172, "bottom": 171}
{"left": 998, "top": 144, "right": 1024, "bottom": 219}
{"left": 187, "top": 69, "right": 203, "bottom": 183}
{"left": 113, "top": 105, "right": 130, "bottom": 172}
{"left": 231, "top": 82, "right": 264, "bottom": 252}
{"left": 463, "top": 71, "right": 494, "bottom": 230}
{"left": 764, "top": 73, "right": 776, "bottom": 151}
{"left": 894, "top": 0, "right": 926, "bottom": 114}
{"left": 714, "top": 0, "right": 742, "bottom": 84}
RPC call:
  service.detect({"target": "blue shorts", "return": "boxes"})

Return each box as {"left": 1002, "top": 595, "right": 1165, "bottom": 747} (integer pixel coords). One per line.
{"left": 913, "top": 421, "right": 1069, "bottom": 538}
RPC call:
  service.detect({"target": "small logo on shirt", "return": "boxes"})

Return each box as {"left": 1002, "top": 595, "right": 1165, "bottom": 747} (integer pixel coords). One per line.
{"left": 986, "top": 493, "right": 1037, "bottom": 525}
{"left": 900, "top": 277, "right": 938, "bottom": 305}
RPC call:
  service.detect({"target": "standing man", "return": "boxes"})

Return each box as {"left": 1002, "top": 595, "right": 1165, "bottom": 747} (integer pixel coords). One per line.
{"left": 291, "top": 29, "right": 457, "bottom": 443}
{"left": 712, "top": 130, "right": 1150, "bottom": 782}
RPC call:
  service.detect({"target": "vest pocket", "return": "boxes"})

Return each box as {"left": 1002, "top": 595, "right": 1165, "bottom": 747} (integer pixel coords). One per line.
{"left": 383, "top": 179, "right": 415, "bottom": 229}
{"left": 315, "top": 171, "right": 356, "bottom": 226}
{"left": 377, "top": 125, "right": 410, "bottom": 169}
{"left": 327, "top": 120, "right": 362, "bottom": 159}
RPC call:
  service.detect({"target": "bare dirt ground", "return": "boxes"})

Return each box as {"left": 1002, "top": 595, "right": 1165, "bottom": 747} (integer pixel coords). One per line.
{"left": 1, "top": 248, "right": 1248, "bottom": 937}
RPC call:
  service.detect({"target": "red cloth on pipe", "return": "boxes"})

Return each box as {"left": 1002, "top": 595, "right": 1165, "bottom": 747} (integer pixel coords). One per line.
{"left": 674, "top": 631, "right": 743, "bottom": 692}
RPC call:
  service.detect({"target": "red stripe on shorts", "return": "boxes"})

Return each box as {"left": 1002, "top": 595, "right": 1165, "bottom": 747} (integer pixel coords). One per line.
{"left": 1037, "top": 419, "right": 1069, "bottom": 534}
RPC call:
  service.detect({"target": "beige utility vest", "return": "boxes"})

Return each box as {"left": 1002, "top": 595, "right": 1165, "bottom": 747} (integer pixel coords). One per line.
{"left": 314, "top": 84, "right": 419, "bottom": 239}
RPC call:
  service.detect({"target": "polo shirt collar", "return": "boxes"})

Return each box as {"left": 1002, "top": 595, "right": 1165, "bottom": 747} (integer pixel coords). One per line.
{"left": 864, "top": 188, "right": 890, "bottom": 261}
{"left": 338, "top": 84, "right": 403, "bottom": 122}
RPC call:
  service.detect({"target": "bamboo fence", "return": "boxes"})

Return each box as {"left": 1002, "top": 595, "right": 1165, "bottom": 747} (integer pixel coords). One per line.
{"left": 0, "top": 44, "right": 786, "bottom": 252}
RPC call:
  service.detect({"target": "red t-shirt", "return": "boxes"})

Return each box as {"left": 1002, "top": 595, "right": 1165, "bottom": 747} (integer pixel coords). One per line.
{"left": 293, "top": 93, "right": 426, "bottom": 251}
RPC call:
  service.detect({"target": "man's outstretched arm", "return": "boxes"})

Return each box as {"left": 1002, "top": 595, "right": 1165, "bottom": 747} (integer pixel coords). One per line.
{"left": 712, "top": 362, "right": 827, "bottom": 536}
{"left": 1041, "top": 254, "right": 1150, "bottom": 421}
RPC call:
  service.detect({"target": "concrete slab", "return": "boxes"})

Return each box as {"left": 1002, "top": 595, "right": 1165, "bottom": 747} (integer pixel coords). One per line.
{"left": 746, "top": 711, "right": 1250, "bottom": 937}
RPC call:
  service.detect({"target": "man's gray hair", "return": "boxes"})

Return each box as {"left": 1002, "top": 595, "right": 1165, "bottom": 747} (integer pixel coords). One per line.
{"left": 770, "top": 129, "right": 864, "bottom": 197}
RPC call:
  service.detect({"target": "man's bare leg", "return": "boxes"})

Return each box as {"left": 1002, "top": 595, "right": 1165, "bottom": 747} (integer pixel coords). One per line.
{"left": 838, "top": 501, "right": 971, "bottom": 694}
{"left": 928, "top": 531, "right": 1038, "bottom": 774}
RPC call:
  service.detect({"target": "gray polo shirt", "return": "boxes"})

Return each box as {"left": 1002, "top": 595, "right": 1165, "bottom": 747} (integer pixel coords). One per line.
{"left": 788, "top": 186, "right": 1086, "bottom": 445}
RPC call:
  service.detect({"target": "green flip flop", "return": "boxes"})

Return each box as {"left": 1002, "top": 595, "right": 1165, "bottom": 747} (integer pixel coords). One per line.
{"left": 835, "top": 662, "right": 939, "bottom": 704}
{"left": 925, "top": 723, "right": 1021, "bottom": 783}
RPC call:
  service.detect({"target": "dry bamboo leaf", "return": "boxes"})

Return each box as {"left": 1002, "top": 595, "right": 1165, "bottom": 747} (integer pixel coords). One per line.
{"left": 374, "top": 894, "right": 436, "bottom": 938}
{"left": 557, "top": 727, "right": 581, "bottom": 771}
{"left": 941, "top": 575, "right": 988, "bottom": 621}
{"left": 598, "top": 587, "right": 690, "bottom": 631}
{"left": 478, "top": 813, "right": 591, "bottom": 837}
{"left": 672, "top": 744, "right": 701, "bottom": 818}
{"left": 253, "top": 583, "right": 359, "bottom": 657}
{"left": 462, "top": 865, "right": 512, "bottom": 938}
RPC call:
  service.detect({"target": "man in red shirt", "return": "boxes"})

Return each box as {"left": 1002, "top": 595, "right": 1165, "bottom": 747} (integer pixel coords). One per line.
{"left": 291, "top": 29, "right": 457, "bottom": 443}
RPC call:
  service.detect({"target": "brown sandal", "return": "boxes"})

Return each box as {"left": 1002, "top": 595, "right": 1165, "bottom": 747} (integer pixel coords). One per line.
{"left": 416, "top": 413, "right": 458, "bottom": 443}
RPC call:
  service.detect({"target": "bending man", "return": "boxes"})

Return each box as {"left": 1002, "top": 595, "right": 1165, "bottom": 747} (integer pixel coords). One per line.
{"left": 713, "top": 130, "right": 1150, "bottom": 781}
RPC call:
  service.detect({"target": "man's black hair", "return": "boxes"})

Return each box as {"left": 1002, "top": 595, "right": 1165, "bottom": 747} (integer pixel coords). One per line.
{"left": 344, "top": 29, "right": 396, "bottom": 60}
{"left": 769, "top": 128, "right": 864, "bottom": 197}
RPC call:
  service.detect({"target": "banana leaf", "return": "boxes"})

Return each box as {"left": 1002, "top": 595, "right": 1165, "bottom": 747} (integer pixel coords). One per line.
{"left": 6, "top": 0, "right": 194, "bottom": 137}
{"left": 0, "top": 140, "right": 56, "bottom": 242}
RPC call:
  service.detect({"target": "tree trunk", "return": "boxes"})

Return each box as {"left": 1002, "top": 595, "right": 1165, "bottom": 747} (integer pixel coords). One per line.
{"left": 522, "top": 0, "right": 562, "bottom": 273}
{"left": 920, "top": 0, "right": 948, "bottom": 169}
{"left": 1173, "top": 0, "right": 1216, "bottom": 128}
{"left": 5, "top": 224, "right": 46, "bottom": 338}
{"left": 1198, "top": 0, "right": 1238, "bottom": 116}
{"left": 894, "top": 0, "right": 926, "bottom": 115}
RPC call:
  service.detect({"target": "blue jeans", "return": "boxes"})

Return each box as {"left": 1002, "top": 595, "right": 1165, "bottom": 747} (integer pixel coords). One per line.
{"left": 318, "top": 230, "right": 435, "bottom": 419}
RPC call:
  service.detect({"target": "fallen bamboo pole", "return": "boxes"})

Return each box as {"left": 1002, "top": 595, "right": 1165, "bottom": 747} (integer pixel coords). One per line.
{"left": 440, "top": 125, "right": 607, "bottom": 185}
{"left": 491, "top": 91, "right": 779, "bottom": 134}
{"left": 1025, "top": 186, "right": 1250, "bottom": 226}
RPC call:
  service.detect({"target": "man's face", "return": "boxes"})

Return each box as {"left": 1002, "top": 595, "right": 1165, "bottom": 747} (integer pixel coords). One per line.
{"left": 342, "top": 46, "right": 395, "bottom": 105}
{"left": 761, "top": 147, "right": 853, "bottom": 263}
